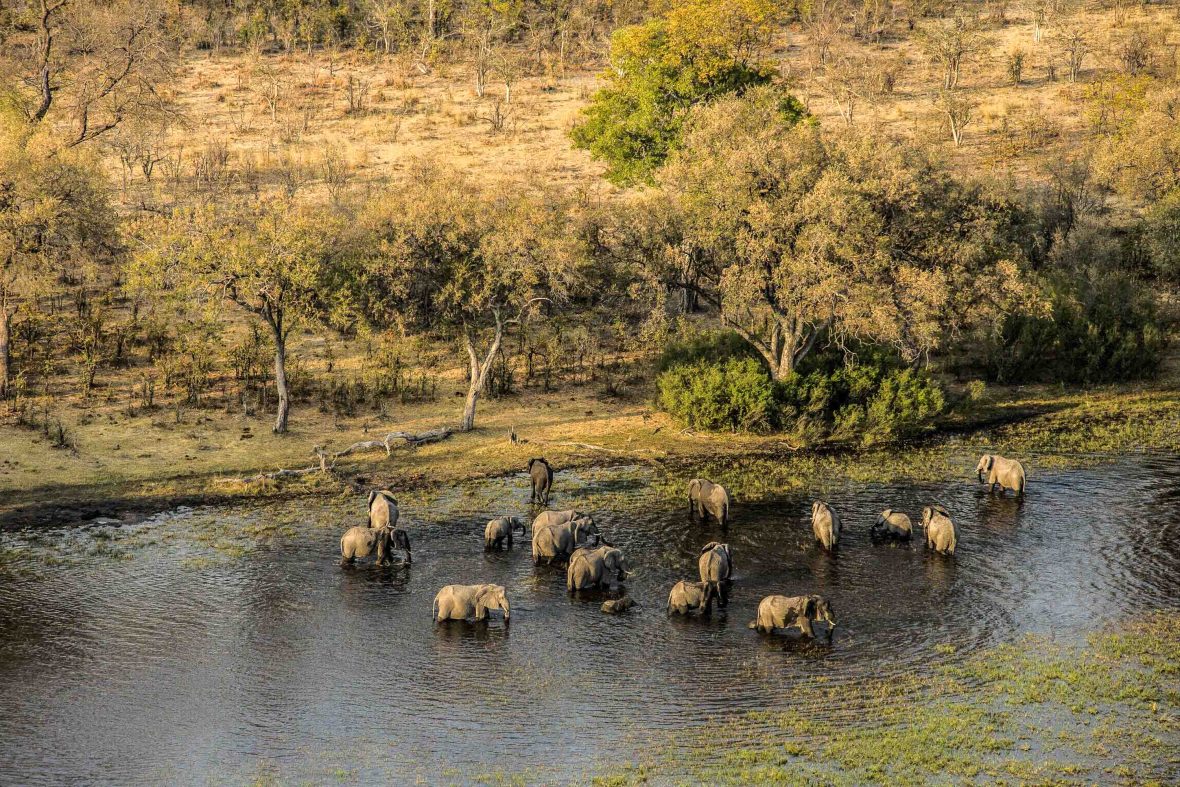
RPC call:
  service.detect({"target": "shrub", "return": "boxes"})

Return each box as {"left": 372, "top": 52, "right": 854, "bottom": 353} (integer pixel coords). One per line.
{"left": 864, "top": 368, "right": 947, "bottom": 443}
{"left": 656, "top": 357, "right": 778, "bottom": 432}
{"left": 656, "top": 330, "right": 763, "bottom": 372}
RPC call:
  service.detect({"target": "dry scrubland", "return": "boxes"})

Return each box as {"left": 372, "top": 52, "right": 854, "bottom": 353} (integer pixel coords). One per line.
{"left": 4, "top": 0, "right": 1180, "bottom": 522}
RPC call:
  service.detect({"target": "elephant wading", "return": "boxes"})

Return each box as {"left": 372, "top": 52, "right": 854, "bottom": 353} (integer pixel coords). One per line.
{"left": 812, "top": 501, "right": 841, "bottom": 551}
{"left": 528, "top": 458, "right": 554, "bottom": 505}
{"left": 567, "top": 545, "right": 630, "bottom": 591}
{"left": 667, "top": 580, "right": 711, "bottom": 615}
{"left": 977, "top": 454, "right": 1026, "bottom": 497}
{"left": 872, "top": 509, "right": 913, "bottom": 540}
{"left": 531, "top": 512, "right": 599, "bottom": 565}
{"left": 368, "top": 490, "right": 400, "bottom": 529}
{"left": 340, "top": 525, "right": 412, "bottom": 566}
{"left": 688, "top": 479, "right": 730, "bottom": 526}
{"left": 432, "top": 584, "right": 510, "bottom": 623}
{"left": 922, "top": 504, "right": 958, "bottom": 555}
{"left": 698, "top": 542, "right": 734, "bottom": 607}
{"left": 748, "top": 594, "right": 836, "bottom": 638}
{"left": 484, "top": 516, "right": 526, "bottom": 550}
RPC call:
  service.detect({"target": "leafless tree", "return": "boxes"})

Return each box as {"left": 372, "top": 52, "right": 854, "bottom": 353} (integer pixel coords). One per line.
{"left": 916, "top": 12, "right": 988, "bottom": 89}
{"left": 935, "top": 89, "right": 975, "bottom": 146}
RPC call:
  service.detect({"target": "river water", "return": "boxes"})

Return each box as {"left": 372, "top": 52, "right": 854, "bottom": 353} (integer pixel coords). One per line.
{"left": 2, "top": 455, "right": 1179, "bottom": 784}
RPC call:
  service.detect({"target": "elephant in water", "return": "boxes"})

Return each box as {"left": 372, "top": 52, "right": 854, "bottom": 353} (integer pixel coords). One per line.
{"left": 872, "top": 509, "right": 913, "bottom": 540}
{"left": 368, "top": 489, "right": 400, "bottom": 529}
{"left": 812, "top": 501, "right": 841, "bottom": 551}
{"left": 528, "top": 458, "right": 554, "bottom": 505}
{"left": 484, "top": 516, "right": 526, "bottom": 550}
{"left": 667, "top": 580, "right": 711, "bottom": 615}
{"left": 532, "top": 509, "right": 591, "bottom": 532}
{"left": 340, "top": 525, "right": 412, "bottom": 566}
{"left": 977, "top": 454, "right": 1026, "bottom": 497}
{"left": 748, "top": 594, "right": 836, "bottom": 638}
{"left": 601, "top": 596, "right": 634, "bottom": 614}
{"left": 922, "top": 504, "right": 958, "bottom": 555}
{"left": 432, "top": 584, "right": 510, "bottom": 623}
{"left": 532, "top": 514, "right": 599, "bottom": 565}
{"left": 567, "top": 545, "right": 630, "bottom": 591}
{"left": 688, "top": 479, "right": 730, "bottom": 526}
{"left": 698, "top": 541, "right": 733, "bottom": 607}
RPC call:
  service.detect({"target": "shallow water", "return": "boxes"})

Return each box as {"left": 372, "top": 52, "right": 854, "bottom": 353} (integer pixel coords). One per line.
{"left": 2, "top": 455, "right": 1179, "bottom": 784}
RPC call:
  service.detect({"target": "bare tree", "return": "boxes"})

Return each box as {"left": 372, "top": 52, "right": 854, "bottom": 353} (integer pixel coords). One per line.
{"left": 935, "top": 89, "right": 975, "bottom": 146}
{"left": 1055, "top": 23, "right": 1088, "bottom": 82}
{"left": 916, "top": 12, "right": 988, "bottom": 89}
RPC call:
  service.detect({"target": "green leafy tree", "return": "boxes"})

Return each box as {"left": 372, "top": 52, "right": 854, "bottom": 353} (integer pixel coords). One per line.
{"left": 570, "top": 0, "right": 782, "bottom": 185}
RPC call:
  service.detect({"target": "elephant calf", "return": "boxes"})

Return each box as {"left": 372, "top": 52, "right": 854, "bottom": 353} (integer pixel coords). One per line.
{"left": 977, "top": 454, "right": 1026, "bottom": 497}
{"left": 667, "top": 580, "right": 711, "bottom": 615}
{"left": 872, "top": 509, "right": 913, "bottom": 540}
{"left": 922, "top": 504, "right": 958, "bottom": 555}
{"left": 433, "top": 584, "right": 511, "bottom": 623}
{"left": 698, "top": 542, "right": 733, "bottom": 607}
{"left": 340, "top": 525, "right": 411, "bottom": 566}
{"left": 601, "top": 596, "right": 634, "bottom": 614}
{"left": 812, "top": 501, "right": 841, "bottom": 551}
{"left": 567, "top": 545, "right": 630, "bottom": 591}
{"left": 484, "top": 516, "right": 526, "bottom": 550}
{"left": 528, "top": 458, "right": 554, "bottom": 505}
{"left": 532, "top": 512, "right": 598, "bottom": 565}
{"left": 748, "top": 594, "right": 836, "bottom": 639}
{"left": 688, "top": 479, "right": 730, "bottom": 526}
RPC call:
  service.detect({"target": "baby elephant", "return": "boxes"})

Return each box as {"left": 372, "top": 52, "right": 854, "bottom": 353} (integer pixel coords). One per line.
{"left": 922, "top": 504, "right": 958, "bottom": 555}
{"left": 812, "top": 500, "right": 841, "bottom": 551}
{"left": 601, "top": 596, "right": 635, "bottom": 614}
{"left": 528, "top": 458, "right": 554, "bottom": 505}
{"left": 698, "top": 542, "right": 733, "bottom": 607}
{"left": 484, "top": 516, "right": 526, "bottom": 550}
{"left": 748, "top": 594, "right": 837, "bottom": 639}
{"left": 567, "top": 545, "right": 630, "bottom": 591}
{"left": 433, "top": 584, "right": 510, "bottom": 623}
{"left": 976, "top": 454, "right": 1026, "bottom": 497}
{"left": 667, "top": 580, "right": 711, "bottom": 615}
{"left": 872, "top": 509, "right": 913, "bottom": 540}
{"left": 340, "top": 525, "right": 412, "bottom": 566}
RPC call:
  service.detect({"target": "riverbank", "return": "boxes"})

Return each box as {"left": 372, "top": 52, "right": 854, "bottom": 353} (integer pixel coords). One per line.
{"left": 593, "top": 613, "right": 1180, "bottom": 786}
{"left": 2, "top": 380, "right": 1179, "bottom": 529}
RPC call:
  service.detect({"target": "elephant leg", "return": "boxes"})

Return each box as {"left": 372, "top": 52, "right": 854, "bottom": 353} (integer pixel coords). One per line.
{"left": 718, "top": 583, "right": 729, "bottom": 607}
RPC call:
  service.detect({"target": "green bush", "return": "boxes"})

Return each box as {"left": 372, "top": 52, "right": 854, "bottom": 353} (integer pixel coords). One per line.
{"left": 656, "top": 330, "right": 763, "bottom": 372}
{"left": 656, "top": 357, "right": 778, "bottom": 432}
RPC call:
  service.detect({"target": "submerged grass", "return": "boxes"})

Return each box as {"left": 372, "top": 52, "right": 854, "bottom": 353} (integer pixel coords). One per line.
{"left": 592, "top": 614, "right": 1180, "bottom": 786}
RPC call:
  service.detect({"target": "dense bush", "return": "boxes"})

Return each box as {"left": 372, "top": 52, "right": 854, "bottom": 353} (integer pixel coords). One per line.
{"left": 657, "top": 357, "right": 778, "bottom": 432}
{"left": 656, "top": 330, "right": 763, "bottom": 372}
{"left": 986, "top": 269, "right": 1166, "bottom": 384}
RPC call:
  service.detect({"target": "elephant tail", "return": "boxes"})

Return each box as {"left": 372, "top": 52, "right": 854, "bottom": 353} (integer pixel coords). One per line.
{"left": 432, "top": 596, "right": 439, "bottom": 621}
{"left": 339, "top": 534, "right": 347, "bottom": 557}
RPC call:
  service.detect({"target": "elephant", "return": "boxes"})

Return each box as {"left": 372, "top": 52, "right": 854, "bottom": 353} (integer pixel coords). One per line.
{"left": 872, "top": 509, "right": 913, "bottom": 540}
{"left": 532, "top": 509, "right": 592, "bottom": 532}
{"left": 340, "top": 525, "right": 412, "bottom": 566}
{"left": 977, "top": 454, "right": 1026, "bottom": 497}
{"left": 432, "top": 584, "right": 510, "bottom": 623}
{"left": 531, "top": 515, "right": 599, "bottom": 565}
{"left": 667, "top": 580, "right": 711, "bottom": 615}
{"left": 698, "top": 541, "right": 734, "bottom": 607}
{"left": 567, "top": 545, "right": 630, "bottom": 591}
{"left": 484, "top": 516, "right": 526, "bottom": 550}
{"left": 528, "top": 458, "right": 554, "bottom": 505}
{"left": 748, "top": 594, "right": 836, "bottom": 638}
{"left": 921, "top": 504, "right": 958, "bottom": 555}
{"left": 688, "top": 479, "right": 730, "bottom": 526}
{"left": 368, "top": 489, "right": 400, "bottom": 529}
{"left": 601, "top": 596, "right": 634, "bottom": 614}
{"left": 812, "top": 501, "right": 841, "bottom": 551}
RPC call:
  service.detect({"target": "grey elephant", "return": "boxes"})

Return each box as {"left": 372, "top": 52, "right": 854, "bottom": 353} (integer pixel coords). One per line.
{"left": 688, "top": 479, "right": 730, "bottom": 526}
{"left": 432, "top": 584, "right": 511, "bottom": 623}
{"left": 484, "top": 516, "right": 526, "bottom": 550}
{"left": 567, "top": 545, "right": 630, "bottom": 591}
{"left": 528, "top": 458, "right": 554, "bottom": 505}
{"left": 698, "top": 541, "right": 734, "bottom": 607}
{"left": 368, "top": 489, "right": 400, "bottom": 529}
{"left": 872, "top": 509, "right": 913, "bottom": 540}
{"left": 748, "top": 594, "right": 836, "bottom": 638}
{"left": 340, "top": 525, "right": 412, "bottom": 566}
{"left": 531, "top": 509, "right": 591, "bottom": 532}
{"left": 531, "top": 514, "right": 599, "bottom": 565}
{"left": 667, "top": 580, "right": 711, "bottom": 615}
{"left": 921, "top": 504, "right": 958, "bottom": 554}
{"left": 812, "top": 501, "right": 841, "bottom": 551}
{"left": 977, "top": 454, "right": 1026, "bottom": 497}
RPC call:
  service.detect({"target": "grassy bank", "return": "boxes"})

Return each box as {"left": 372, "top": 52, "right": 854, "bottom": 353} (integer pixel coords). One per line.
{"left": 592, "top": 614, "right": 1180, "bottom": 786}
{"left": 2, "top": 379, "right": 1179, "bottom": 528}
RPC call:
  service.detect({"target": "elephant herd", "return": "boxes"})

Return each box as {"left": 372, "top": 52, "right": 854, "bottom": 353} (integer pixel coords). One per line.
{"left": 337, "top": 452, "right": 1028, "bottom": 639}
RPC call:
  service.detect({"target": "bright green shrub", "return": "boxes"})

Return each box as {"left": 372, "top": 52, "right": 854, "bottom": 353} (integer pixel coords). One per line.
{"left": 656, "top": 357, "right": 778, "bottom": 432}
{"left": 864, "top": 368, "right": 947, "bottom": 443}
{"left": 656, "top": 330, "right": 762, "bottom": 372}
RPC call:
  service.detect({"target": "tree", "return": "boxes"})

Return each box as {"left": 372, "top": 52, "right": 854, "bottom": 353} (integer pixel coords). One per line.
{"left": 915, "top": 11, "right": 988, "bottom": 90}
{"left": 935, "top": 88, "right": 975, "bottom": 146}
{"left": 650, "top": 86, "right": 1028, "bottom": 378}
{"left": 1054, "top": 22, "right": 1088, "bottom": 82}
{"left": 130, "top": 199, "right": 351, "bottom": 433}
{"left": 570, "top": 0, "right": 779, "bottom": 185}
{"left": 0, "top": 110, "right": 115, "bottom": 398}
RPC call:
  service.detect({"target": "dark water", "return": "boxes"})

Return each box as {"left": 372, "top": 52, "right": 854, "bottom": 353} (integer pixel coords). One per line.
{"left": 2, "top": 455, "right": 1180, "bottom": 784}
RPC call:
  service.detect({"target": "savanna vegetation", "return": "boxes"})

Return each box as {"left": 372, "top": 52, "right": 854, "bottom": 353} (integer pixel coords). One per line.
{"left": 1, "top": 0, "right": 1179, "bottom": 518}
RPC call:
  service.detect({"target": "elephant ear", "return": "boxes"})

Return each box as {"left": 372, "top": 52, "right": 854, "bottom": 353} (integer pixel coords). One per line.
{"left": 528, "top": 458, "right": 537, "bottom": 472}
{"left": 396, "top": 529, "right": 411, "bottom": 550}
{"left": 985, "top": 455, "right": 995, "bottom": 471}
{"left": 368, "top": 490, "right": 379, "bottom": 510}
{"left": 804, "top": 597, "right": 817, "bottom": 618}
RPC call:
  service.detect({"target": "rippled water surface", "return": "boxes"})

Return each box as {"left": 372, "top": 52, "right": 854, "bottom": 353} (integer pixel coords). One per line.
{"left": 2, "top": 455, "right": 1180, "bottom": 784}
